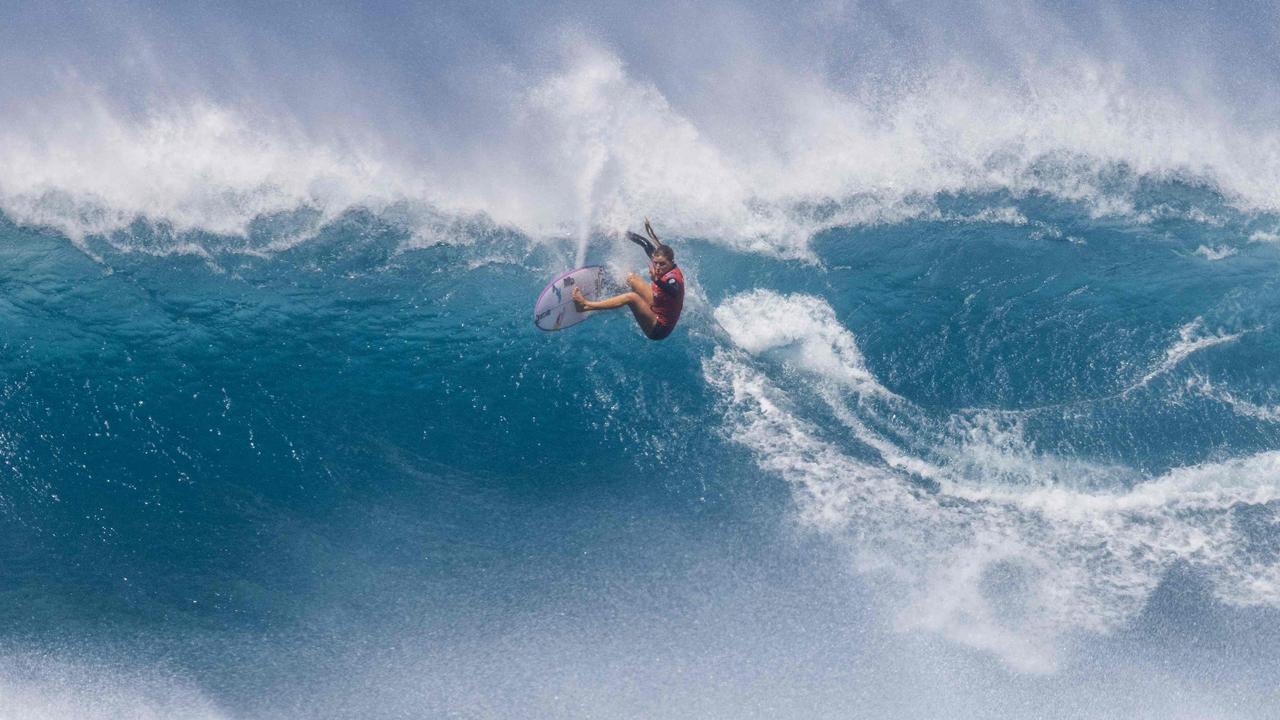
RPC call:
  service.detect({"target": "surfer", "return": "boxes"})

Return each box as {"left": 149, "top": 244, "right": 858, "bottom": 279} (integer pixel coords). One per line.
{"left": 573, "top": 219, "right": 685, "bottom": 340}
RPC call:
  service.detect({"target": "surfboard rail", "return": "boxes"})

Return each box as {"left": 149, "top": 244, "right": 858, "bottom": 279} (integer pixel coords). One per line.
{"left": 533, "top": 265, "right": 609, "bottom": 331}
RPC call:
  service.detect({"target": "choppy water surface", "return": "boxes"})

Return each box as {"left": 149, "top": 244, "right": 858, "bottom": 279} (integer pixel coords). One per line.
{"left": 3, "top": 2, "right": 1280, "bottom": 717}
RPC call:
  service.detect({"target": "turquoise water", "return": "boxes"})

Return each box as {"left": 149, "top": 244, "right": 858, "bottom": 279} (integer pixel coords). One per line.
{"left": 5, "top": 1, "right": 1280, "bottom": 716}
{"left": 3, "top": 184, "right": 1280, "bottom": 716}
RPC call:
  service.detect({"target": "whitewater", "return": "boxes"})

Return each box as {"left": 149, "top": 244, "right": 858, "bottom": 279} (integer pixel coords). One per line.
{"left": 2, "top": 1, "right": 1280, "bottom": 718}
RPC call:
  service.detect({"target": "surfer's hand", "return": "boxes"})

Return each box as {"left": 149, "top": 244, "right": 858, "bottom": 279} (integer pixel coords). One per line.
{"left": 572, "top": 287, "right": 590, "bottom": 311}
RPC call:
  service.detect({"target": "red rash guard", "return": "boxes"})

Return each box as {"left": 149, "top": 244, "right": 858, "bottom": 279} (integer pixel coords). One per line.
{"left": 649, "top": 266, "right": 685, "bottom": 338}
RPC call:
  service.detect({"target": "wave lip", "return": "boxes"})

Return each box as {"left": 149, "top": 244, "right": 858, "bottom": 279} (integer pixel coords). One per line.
{"left": 7, "top": 38, "right": 1280, "bottom": 256}
{"left": 0, "top": 101, "right": 430, "bottom": 241}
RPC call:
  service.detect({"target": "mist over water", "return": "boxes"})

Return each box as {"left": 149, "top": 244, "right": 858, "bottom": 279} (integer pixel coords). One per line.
{"left": 6, "top": 1, "right": 1280, "bottom": 246}
{"left": 3, "top": 1, "right": 1280, "bottom": 718}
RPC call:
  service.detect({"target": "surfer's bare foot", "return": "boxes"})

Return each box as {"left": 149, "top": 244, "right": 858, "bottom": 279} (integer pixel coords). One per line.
{"left": 572, "top": 287, "right": 591, "bottom": 311}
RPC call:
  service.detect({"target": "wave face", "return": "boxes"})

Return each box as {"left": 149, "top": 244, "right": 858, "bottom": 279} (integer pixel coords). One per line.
{"left": 4, "top": 2, "right": 1280, "bottom": 718}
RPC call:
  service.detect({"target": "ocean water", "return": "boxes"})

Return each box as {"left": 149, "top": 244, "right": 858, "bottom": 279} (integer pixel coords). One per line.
{"left": 3, "top": 2, "right": 1280, "bottom": 718}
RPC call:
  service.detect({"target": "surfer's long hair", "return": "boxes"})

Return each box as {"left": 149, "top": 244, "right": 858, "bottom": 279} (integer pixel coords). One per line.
{"left": 645, "top": 219, "right": 674, "bottom": 262}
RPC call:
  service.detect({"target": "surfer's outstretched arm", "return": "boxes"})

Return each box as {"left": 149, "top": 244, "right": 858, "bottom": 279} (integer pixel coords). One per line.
{"left": 627, "top": 231, "right": 656, "bottom": 258}
{"left": 626, "top": 218, "right": 666, "bottom": 259}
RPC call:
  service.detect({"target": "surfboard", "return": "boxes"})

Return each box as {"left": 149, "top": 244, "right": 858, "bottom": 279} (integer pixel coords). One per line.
{"left": 533, "top": 265, "right": 609, "bottom": 331}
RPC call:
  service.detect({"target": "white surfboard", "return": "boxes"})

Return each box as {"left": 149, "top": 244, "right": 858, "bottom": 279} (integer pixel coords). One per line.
{"left": 533, "top": 265, "right": 609, "bottom": 331}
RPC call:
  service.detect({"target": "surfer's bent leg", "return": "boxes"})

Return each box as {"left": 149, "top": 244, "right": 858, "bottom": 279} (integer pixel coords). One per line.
{"left": 622, "top": 296, "right": 661, "bottom": 337}
{"left": 626, "top": 272, "right": 654, "bottom": 305}
{"left": 573, "top": 288, "right": 660, "bottom": 337}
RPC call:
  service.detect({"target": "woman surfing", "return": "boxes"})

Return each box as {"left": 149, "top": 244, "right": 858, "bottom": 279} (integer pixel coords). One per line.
{"left": 573, "top": 219, "right": 686, "bottom": 341}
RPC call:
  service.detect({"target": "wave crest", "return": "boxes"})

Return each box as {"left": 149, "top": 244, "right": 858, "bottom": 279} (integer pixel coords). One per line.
{"left": 5, "top": 40, "right": 1280, "bottom": 255}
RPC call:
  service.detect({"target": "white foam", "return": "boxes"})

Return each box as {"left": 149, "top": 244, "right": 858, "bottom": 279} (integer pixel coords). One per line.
{"left": 944, "top": 450, "right": 1280, "bottom": 516}
{"left": 713, "top": 291, "right": 895, "bottom": 400}
{"left": 708, "top": 291, "right": 1280, "bottom": 671}
{"left": 703, "top": 348, "right": 922, "bottom": 533}
{"left": 1135, "top": 205, "right": 1229, "bottom": 227}
{"left": 4, "top": 37, "right": 1280, "bottom": 257}
{"left": 0, "top": 94, "right": 434, "bottom": 240}
{"left": 1187, "top": 375, "right": 1280, "bottom": 423}
{"left": 1129, "top": 318, "right": 1243, "bottom": 392}
{"left": 1194, "top": 244, "right": 1237, "bottom": 260}
{"left": 961, "top": 207, "right": 1030, "bottom": 226}
{"left": 492, "top": 46, "right": 1280, "bottom": 253}
{"left": 940, "top": 410, "right": 1137, "bottom": 492}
